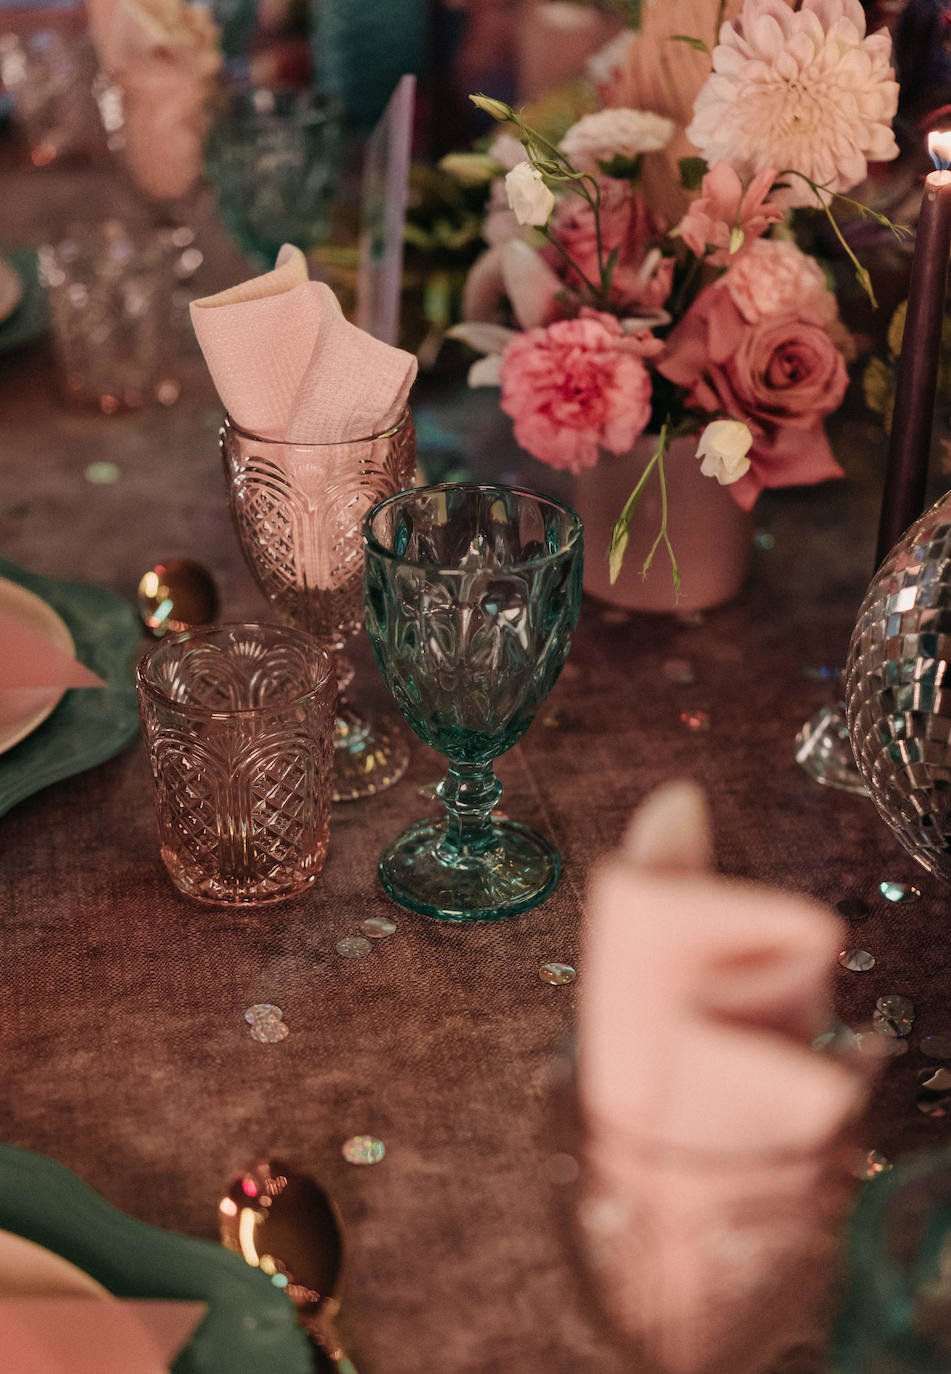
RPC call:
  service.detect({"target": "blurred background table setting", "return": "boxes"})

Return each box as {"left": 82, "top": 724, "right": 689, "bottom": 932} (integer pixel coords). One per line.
{"left": 9, "top": 1, "right": 951, "bottom": 1371}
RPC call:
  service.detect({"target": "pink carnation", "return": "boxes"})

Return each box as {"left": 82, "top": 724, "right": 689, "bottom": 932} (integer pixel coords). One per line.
{"left": 546, "top": 178, "right": 673, "bottom": 313}
{"left": 500, "top": 311, "right": 654, "bottom": 473}
{"left": 722, "top": 239, "right": 838, "bottom": 327}
{"left": 658, "top": 285, "right": 847, "bottom": 509}
{"left": 675, "top": 162, "right": 782, "bottom": 266}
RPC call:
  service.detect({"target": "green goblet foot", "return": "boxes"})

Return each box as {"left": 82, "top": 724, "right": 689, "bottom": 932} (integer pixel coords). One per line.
{"left": 379, "top": 817, "right": 560, "bottom": 922}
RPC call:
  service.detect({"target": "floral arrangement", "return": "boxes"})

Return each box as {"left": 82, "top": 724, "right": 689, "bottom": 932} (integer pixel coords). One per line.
{"left": 444, "top": 0, "right": 903, "bottom": 590}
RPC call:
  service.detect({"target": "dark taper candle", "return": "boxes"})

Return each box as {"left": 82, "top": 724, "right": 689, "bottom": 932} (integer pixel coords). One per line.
{"left": 875, "top": 143, "right": 951, "bottom": 568}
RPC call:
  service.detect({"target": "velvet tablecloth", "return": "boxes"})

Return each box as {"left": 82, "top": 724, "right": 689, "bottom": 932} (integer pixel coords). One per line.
{"left": 2, "top": 162, "right": 950, "bottom": 1374}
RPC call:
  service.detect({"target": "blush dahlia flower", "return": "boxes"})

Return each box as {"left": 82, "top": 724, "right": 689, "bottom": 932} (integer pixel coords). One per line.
{"left": 685, "top": 0, "right": 899, "bottom": 208}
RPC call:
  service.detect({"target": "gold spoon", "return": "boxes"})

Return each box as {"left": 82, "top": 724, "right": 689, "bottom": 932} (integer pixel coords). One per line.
{"left": 218, "top": 1158, "right": 359, "bottom": 1374}
{"left": 137, "top": 559, "right": 219, "bottom": 636}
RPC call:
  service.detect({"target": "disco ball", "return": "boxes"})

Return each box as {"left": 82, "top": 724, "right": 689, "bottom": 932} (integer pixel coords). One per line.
{"left": 846, "top": 490, "right": 951, "bottom": 883}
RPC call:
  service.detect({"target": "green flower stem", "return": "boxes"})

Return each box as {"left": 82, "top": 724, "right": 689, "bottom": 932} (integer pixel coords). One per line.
{"left": 538, "top": 225, "right": 602, "bottom": 303}
{"left": 608, "top": 424, "right": 682, "bottom": 594}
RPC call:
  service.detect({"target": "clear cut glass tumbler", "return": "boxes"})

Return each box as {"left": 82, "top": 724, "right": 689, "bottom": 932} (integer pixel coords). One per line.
{"left": 136, "top": 623, "right": 335, "bottom": 905}
{"left": 363, "top": 482, "right": 583, "bottom": 921}
{"left": 220, "top": 409, "right": 417, "bottom": 802}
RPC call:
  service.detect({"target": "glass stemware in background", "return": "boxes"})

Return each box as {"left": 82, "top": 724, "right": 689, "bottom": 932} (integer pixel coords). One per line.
{"left": 220, "top": 410, "right": 417, "bottom": 801}
{"left": 362, "top": 483, "right": 583, "bottom": 922}
{"left": 833, "top": 1146, "right": 951, "bottom": 1372}
{"left": 204, "top": 87, "right": 343, "bottom": 267}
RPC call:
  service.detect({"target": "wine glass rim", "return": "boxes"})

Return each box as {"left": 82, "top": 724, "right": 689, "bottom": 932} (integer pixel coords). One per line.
{"left": 135, "top": 621, "right": 335, "bottom": 718}
{"left": 362, "top": 481, "right": 584, "bottom": 571}
{"left": 222, "top": 409, "right": 410, "bottom": 448}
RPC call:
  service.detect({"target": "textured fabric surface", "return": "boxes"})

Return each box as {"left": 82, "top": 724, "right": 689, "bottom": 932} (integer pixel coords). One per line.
{"left": 3, "top": 162, "right": 949, "bottom": 1374}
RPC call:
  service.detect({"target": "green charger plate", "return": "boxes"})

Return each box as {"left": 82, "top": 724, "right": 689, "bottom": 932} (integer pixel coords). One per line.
{"left": 0, "top": 558, "right": 142, "bottom": 818}
{"left": 0, "top": 1145, "right": 312, "bottom": 1372}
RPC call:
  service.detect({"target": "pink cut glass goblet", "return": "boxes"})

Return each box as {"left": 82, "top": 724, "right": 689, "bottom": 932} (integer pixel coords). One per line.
{"left": 220, "top": 409, "right": 416, "bottom": 800}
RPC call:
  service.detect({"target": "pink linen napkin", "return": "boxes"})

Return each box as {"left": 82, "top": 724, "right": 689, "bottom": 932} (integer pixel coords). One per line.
{"left": 0, "top": 616, "right": 104, "bottom": 690}
{"left": 578, "top": 781, "right": 868, "bottom": 1374}
{"left": 189, "top": 244, "right": 418, "bottom": 443}
{"left": 0, "top": 1297, "right": 206, "bottom": 1373}
{"left": 85, "top": 0, "right": 220, "bottom": 202}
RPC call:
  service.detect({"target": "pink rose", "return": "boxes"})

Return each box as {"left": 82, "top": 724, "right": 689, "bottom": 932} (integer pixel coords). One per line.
{"left": 659, "top": 285, "right": 847, "bottom": 509}
{"left": 546, "top": 178, "right": 673, "bottom": 313}
{"left": 675, "top": 162, "right": 782, "bottom": 266}
{"left": 500, "top": 311, "right": 654, "bottom": 473}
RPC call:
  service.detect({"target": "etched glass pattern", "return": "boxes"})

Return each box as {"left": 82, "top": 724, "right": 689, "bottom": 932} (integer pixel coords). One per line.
{"left": 363, "top": 483, "right": 583, "bottom": 921}
{"left": 847, "top": 494, "right": 951, "bottom": 883}
{"left": 220, "top": 411, "right": 416, "bottom": 800}
{"left": 136, "top": 623, "right": 335, "bottom": 905}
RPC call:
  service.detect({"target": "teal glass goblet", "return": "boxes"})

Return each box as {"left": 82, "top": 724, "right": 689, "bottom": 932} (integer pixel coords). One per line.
{"left": 363, "top": 483, "right": 583, "bottom": 922}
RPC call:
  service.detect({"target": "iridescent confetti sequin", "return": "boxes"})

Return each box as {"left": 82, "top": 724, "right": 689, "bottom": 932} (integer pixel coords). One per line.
{"left": 336, "top": 936, "right": 372, "bottom": 960}
{"left": 361, "top": 916, "right": 397, "bottom": 939}
{"left": 879, "top": 881, "right": 921, "bottom": 903}
{"left": 250, "top": 1019, "right": 289, "bottom": 1043}
{"left": 916, "top": 1067, "right": 951, "bottom": 1117}
{"left": 244, "top": 1003, "right": 289, "bottom": 1043}
{"left": 600, "top": 609, "right": 631, "bottom": 627}
{"left": 417, "top": 782, "right": 440, "bottom": 801}
{"left": 753, "top": 530, "right": 775, "bottom": 551}
{"left": 838, "top": 949, "right": 875, "bottom": 972}
{"left": 855, "top": 1031, "right": 909, "bottom": 1059}
{"left": 680, "top": 710, "right": 711, "bottom": 733}
{"left": 539, "top": 962, "right": 576, "bottom": 985}
{"left": 542, "top": 712, "right": 564, "bottom": 729}
{"left": 853, "top": 1149, "right": 893, "bottom": 1180}
{"left": 342, "top": 1135, "right": 385, "bottom": 1165}
{"left": 245, "top": 1003, "right": 283, "bottom": 1025}
{"left": 84, "top": 461, "right": 121, "bottom": 484}
{"left": 663, "top": 658, "right": 696, "bottom": 685}
{"left": 921, "top": 1034, "right": 951, "bottom": 1060}
{"left": 813, "top": 1022, "right": 858, "bottom": 1055}
{"left": 836, "top": 897, "right": 872, "bottom": 922}
{"left": 872, "top": 995, "right": 915, "bottom": 1038}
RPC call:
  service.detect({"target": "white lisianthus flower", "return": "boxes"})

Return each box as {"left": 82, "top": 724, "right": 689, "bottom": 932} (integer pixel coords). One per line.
{"left": 505, "top": 162, "right": 555, "bottom": 227}
{"left": 697, "top": 420, "right": 753, "bottom": 485}
{"left": 560, "top": 108, "right": 675, "bottom": 170}
{"left": 686, "top": 0, "right": 899, "bottom": 208}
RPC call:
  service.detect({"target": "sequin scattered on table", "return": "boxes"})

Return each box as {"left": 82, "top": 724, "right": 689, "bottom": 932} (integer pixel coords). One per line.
{"left": 250, "top": 1019, "right": 289, "bottom": 1043}
{"left": 84, "top": 461, "right": 121, "bottom": 484}
{"left": 539, "top": 962, "right": 576, "bottom": 985}
{"left": 836, "top": 897, "right": 872, "bottom": 922}
{"left": 542, "top": 713, "right": 564, "bottom": 729}
{"left": 753, "top": 530, "right": 775, "bottom": 551}
{"left": 417, "top": 782, "right": 440, "bottom": 801}
{"left": 361, "top": 916, "right": 397, "bottom": 939}
{"left": 854, "top": 1150, "right": 893, "bottom": 1180}
{"left": 680, "top": 710, "right": 710, "bottom": 733}
{"left": 872, "top": 995, "right": 915, "bottom": 1038}
{"left": 342, "top": 1135, "right": 385, "bottom": 1165}
{"left": 336, "top": 937, "right": 373, "bottom": 960}
{"left": 813, "top": 1022, "right": 857, "bottom": 1054}
{"left": 838, "top": 949, "right": 875, "bottom": 972}
{"left": 855, "top": 1032, "right": 909, "bottom": 1058}
{"left": 663, "top": 658, "right": 696, "bottom": 685}
{"left": 879, "top": 881, "right": 921, "bottom": 903}
{"left": 244, "top": 1003, "right": 283, "bottom": 1025}
{"left": 600, "top": 609, "right": 631, "bottom": 627}
{"left": 922, "top": 1034, "right": 951, "bottom": 1060}
{"left": 916, "top": 1067, "right": 951, "bottom": 1116}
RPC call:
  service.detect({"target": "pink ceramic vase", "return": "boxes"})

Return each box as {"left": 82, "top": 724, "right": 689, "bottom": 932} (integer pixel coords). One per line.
{"left": 573, "top": 433, "right": 753, "bottom": 613}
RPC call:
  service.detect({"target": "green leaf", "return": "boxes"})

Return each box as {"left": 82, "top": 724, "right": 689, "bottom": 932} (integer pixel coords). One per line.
{"left": 679, "top": 157, "right": 706, "bottom": 191}
{"left": 597, "top": 153, "right": 643, "bottom": 181}
{"left": 728, "top": 225, "right": 745, "bottom": 255}
{"left": 670, "top": 34, "right": 709, "bottom": 52}
{"left": 608, "top": 525, "right": 629, "bottom": 585}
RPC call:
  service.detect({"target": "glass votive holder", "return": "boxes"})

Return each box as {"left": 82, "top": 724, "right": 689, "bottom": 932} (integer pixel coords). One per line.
{"left": 37, "top": 220, "right": 182, "bottom": 413}
{"left": 833, "top": 1145, "right": 951, "bottom": 1372}
{"left": 136, "top": 623, "right": 336, "bottom": 906}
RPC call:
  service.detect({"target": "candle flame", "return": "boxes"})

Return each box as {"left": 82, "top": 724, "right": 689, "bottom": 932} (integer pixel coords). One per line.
{"left": 928, "top": 130, "right": 951, "bottom": 170}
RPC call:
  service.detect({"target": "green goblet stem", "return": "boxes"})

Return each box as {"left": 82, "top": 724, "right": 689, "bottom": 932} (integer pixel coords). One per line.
{"left": 436, "top": 762, "right": 503, "bottom": 861}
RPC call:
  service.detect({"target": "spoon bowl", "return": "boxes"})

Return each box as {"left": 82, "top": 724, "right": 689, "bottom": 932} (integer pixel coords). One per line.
{"left": 219, "top": 1158, "right": 356, "bottom": 1371}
